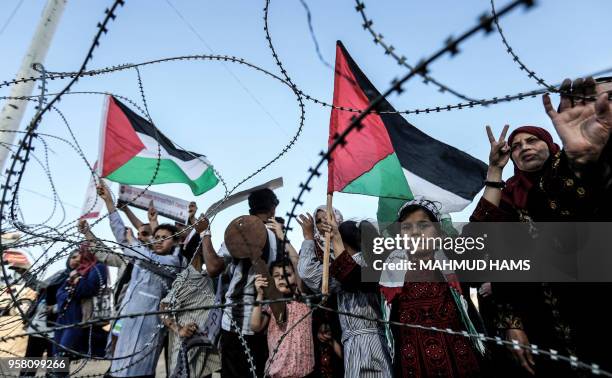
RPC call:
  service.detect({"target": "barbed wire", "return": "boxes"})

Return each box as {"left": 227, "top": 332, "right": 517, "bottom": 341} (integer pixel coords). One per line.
{"left": 0, "top": 51, "right": 311, "bottom": 367}
{"left": 2, "top": 292, "right": 606, "bottom": 377}
{"left": 263, "top": 303, "right": 315, "bottom": 376}
{"left": 8, "top": 55, "right": 611, "bottom": 119}
{"left": 281, "top": 0, "right": 534, "bottom": 255}
{"left": 0, "top": 48, "right": 310, "bottom": 290}
{"left": 0, "top": 34, "right": 310, "bottom": 378}
{"left": 0, "top": 0, "right": 610, "bottom": 376}
{"left": 0, "top": 2, "right": 210, "bottom": 371}
{"left": 280, "top": 0, "right": 612, "bottom": 375}
{"left": 489, "top": 0, "right": 554, "bottom": 90}
{"left": 0, "top": 0, "right": 134, "bottom": 367}
{"left": 353, "top": 0, "right": 479, "bottom": 102}
{"left": 280, "top": 1, "right": 538, "bottom": 375}
{"left": 274, "top": 0, "right": 609, "bottom": 374}
{"left": 316, "top": 304, "right": 610, "bottom": 377}
{"left": 0, "top": 0, "right": 126, "bottom": 328}
{"left": 0, "top": 294, "right": 323, "bottom": 344}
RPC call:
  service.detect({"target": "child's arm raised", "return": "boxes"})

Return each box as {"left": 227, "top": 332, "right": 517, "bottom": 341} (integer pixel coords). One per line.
{"left": 250, "top": 274, "right": 270, "bottom": 333}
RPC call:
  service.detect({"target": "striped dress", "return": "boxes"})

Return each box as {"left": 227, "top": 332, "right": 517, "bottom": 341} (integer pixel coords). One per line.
{"left": 161, "top": 264, "right": 221, "bottom": 377}
{"left": 108, "top": 211, "right": 183, "bottom": 377}
{"left": 299, "top": 241, "right": 392, "bottom": 378}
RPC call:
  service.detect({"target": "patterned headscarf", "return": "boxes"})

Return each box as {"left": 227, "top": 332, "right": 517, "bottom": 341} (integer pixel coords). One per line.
{"left": 396, "top": 197, "right": 442, "bottom": 222}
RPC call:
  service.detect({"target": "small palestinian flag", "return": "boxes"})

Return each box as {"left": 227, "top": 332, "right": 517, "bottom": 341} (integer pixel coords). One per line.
{"left": 98, "top": 96, "right": 219, "bottom": 195}
{"left": 327, "top": 41, "right": 487, "bottom": 222}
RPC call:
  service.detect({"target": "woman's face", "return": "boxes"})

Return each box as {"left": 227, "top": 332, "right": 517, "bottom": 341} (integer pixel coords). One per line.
{"left": 400, "top": 209, "right": 439, "bottom": 255}
{"left": 153, "top": 229, "right": 177, "bottom": 255}
{"left": 510, "top": 132, "right": 550, "bottom": 172}
{"left": 68, "top": 253, "right": 81, "bottom": 269}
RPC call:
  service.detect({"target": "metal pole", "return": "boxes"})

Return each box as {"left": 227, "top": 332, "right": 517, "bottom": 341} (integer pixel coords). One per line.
{"left": 0, "top": 0, "right": 67, "bottom": 170}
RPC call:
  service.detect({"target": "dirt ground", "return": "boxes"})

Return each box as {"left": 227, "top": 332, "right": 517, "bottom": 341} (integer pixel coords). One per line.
{"left": 0, "top": 315, "right": 28, "bottom": 357}
{"left": 0, "top": 322, "right": 222, "bottom": 377}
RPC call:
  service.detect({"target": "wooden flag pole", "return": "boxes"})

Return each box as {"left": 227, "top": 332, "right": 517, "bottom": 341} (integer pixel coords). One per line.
{"left": 322, "top": 193, "right": 333, "bottom": 295}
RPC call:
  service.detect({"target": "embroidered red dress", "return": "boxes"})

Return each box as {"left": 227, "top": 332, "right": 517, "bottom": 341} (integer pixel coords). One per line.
{"left": 391, "top": 279, "right": 481, "bottom": 377}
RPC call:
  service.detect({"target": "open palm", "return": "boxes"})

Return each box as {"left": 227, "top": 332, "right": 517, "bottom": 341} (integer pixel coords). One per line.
{"left": 543, "top": 92, "right": 612, "bottom": 164}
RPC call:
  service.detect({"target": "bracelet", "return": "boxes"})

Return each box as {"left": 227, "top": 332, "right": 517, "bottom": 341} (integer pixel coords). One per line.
{"left": 200, "top": 229, "right": 211, "bottom": 238}
{"left": 484, "top": 180, "right": 506, "bottom": 189}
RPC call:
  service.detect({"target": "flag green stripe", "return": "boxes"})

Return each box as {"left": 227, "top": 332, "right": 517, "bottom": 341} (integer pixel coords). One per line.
{"left": 377, "top": 196, "right": 412, "bottom": 231}
{"left": 106, "top": 156, "right": 218, "bottom": 196}
{"left": 341, "top": 153, "right": 412, "bottom": 199}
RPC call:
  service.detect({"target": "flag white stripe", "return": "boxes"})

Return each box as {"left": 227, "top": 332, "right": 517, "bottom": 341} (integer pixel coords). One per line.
{"left": 403, "top": 168, "right": 471, "bottom": 213}
{"left": 136, "top": 133, "right": 212, "bottom": 181}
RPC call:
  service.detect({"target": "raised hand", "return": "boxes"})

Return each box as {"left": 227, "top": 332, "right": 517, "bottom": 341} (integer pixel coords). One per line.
{"left": 147, "top": 201, "right": 158, "bottom": 222}
{"left": 193, "top": 214, "right": 210, "bottom": 234}
{"left": 327, "top": 210, "right": 340, "bottom": 240}
{"left": 97, "top": 182, "right": 112, "bottom": 203}
{"left": 125, "top": 227, "right": 135, "bottom": 244}
{"left": 324, "top": 214, "right": 344, "bottom": 257}
{"left": 296, "top": 213, "right": 315, "bottom": 240}
{"left": 254, "top": 274, "right": 268, "bottom": 298}
{"left": 486, "top": 124, "right": 511, "bottom": 169}
{"left": 77, "top": 219, "right": 90, "bottom": 235}
{"left": 178, "top": 323, "right": 198, "bottom": 338}
{"left": 97, "top": 182, "right": 116, "bottom": 212}
{"left": 543, "top": 77, "right": 612, "bottom": 166}
{"left": 316, "top": 217, "right": 337, "bottom": 245}
{"left": 266, "top": 218, "right": 285, "bottom": 240}
{"left": 188, "top": 201, "right": 197, "bottom": 225}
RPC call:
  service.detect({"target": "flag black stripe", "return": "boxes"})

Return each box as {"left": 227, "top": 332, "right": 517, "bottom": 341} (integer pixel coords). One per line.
{"left": 337, "top": 42, "right": 487, "bottom": 200}
{"left": 112, "top": 97, "right": 203, "bottom": 162}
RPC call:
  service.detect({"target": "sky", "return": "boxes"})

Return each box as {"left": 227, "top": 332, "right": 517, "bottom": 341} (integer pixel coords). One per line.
{"left": 1, "top": 0, "right": 612, "bottom": 279}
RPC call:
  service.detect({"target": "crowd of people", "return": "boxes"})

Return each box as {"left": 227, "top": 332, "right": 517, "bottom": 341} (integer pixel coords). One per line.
{"left": 15, "top": 75, "right": 612, "bottom": 377}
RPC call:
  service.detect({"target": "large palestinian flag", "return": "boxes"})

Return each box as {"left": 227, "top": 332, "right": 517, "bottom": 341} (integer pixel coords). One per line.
{"left": 98, "top": 96, "right": 219, "bottom": 195}
{"left": 328, "top": 41, "right": 487, "bottom": 222}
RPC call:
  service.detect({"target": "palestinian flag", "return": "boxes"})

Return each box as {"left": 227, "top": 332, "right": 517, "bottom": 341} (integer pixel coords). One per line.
{"left": 98, "top": 96, "right": 219, "bottom": 195}
{"left": 327, "top": 41, "right": 487, "bottom": 223}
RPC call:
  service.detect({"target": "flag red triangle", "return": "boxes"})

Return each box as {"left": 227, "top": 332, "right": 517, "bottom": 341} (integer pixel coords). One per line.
{"left": 100, "top": 96, "right": 146, "bottom": 177}
{"left": 327, "top": 41, "right": 395, "bottom": 194}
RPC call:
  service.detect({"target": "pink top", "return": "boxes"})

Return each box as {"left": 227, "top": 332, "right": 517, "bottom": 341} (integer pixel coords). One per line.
{"left": 264, "top": 301, "right": 315, "bottom": 378}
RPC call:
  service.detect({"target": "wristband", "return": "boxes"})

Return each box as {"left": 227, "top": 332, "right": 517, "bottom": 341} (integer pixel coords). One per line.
{"left": 200, "top": 229, "right": 211, "bottom": 238}
{"left": 484, "top": 180, "right": 505, "bottom": 189}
